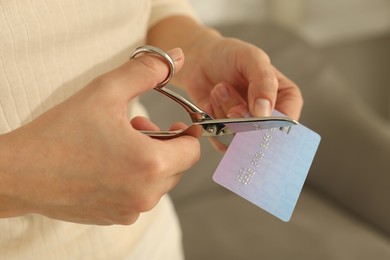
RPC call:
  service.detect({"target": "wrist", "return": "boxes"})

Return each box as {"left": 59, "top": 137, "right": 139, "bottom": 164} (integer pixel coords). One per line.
{"left": 146, "top": 16, "right": 222, "bottom": 87}
{"left": 173, "top": 27, "right": 221, "bottom": 87}
{"left": 147, "top": 15, "right": 221, "bottom": 52}
{"left": 0, "top": 131, "right": 31, "bottom": 217}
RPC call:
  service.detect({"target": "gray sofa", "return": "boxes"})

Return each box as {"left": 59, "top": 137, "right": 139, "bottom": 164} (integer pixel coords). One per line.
{"left": 141, "top": 23, "right": 390, "bottom": 260}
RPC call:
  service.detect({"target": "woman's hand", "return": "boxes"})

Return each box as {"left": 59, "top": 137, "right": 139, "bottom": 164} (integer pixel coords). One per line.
{"left": 180, "top": 37, "right": 303, "bottom": 121}
{"left": 0, "top": 48, "right": 200, "bottom": 225}
{"left": 147, "top": 17, "right": 303, "bottom": 121}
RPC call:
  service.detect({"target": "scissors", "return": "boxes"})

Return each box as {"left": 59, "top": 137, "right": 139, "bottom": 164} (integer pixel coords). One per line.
{"left": 130, "top": 45, "right": 298, "bottom": 139}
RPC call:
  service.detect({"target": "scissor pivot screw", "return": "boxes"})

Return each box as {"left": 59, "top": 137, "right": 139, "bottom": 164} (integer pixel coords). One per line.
{"left": 206, "top": 127, "right": 215, "bottom": 134}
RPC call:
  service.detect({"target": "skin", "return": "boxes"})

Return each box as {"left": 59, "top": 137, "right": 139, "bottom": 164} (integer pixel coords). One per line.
{"left": 0, "top": 15, "right": 302, "bottom": 225}
{"left": 147, "top": 16, "right": 302, "bottom": 120}
{"left": 0, "top": 49, "right": 200, "bottom": 225}
{"left": 147, "top": 16, "right": 303, "bottom": 151}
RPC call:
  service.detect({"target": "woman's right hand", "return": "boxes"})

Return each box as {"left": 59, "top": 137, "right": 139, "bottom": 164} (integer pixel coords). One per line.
{"left": 0, "top": 48, "right": 200, "bottom": 225}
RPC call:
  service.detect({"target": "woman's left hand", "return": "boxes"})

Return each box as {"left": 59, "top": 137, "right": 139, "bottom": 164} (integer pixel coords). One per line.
{"left": 175, "top": 36, "right": 303, "bottom": 121}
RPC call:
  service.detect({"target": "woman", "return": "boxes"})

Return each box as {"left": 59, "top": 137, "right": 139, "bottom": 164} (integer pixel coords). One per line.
{"left": 0, "top": 0, "right": 302, "bottom": 259}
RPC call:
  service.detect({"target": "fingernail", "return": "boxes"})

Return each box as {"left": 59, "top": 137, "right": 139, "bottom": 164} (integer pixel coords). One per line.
{"left": 215, "top": 83, "right": 230, "bottom": 102}
{"left": 166, "top": 48, "right": 183, "bottom": 62}
{"left": 227, "top": 105, "right": 249, "bottom": 118}
{"left": 243, "top": 112, "right": 252, "bottom": 118}
{"left": 254, "top": 98, "right": 271, "bottom": 117}
{"left": 227, "top": 112, "right": 242, "bottom": 118}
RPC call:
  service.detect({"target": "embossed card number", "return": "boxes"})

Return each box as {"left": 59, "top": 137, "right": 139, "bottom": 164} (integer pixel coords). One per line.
{"left": 213, "top": 113, "right": 321, "bottom": 222}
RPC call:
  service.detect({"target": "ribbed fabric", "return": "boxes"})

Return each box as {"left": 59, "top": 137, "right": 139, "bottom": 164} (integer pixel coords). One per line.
{"left": 0, "top": 0, "right": 196, "bottom": 259}
{"left": 0, "top": 196, "right": 184, "bottom": 259}
{"left": 0, "top": 0, "right": 148, "bottom": 133}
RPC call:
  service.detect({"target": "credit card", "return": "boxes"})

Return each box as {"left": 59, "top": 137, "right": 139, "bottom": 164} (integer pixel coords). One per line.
{"left": 213, "top": 114, "right": 320, "bottom": 222}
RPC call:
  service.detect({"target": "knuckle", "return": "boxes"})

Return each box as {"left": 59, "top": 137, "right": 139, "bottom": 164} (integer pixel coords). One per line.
{"left": 134, "top": 193, "right": 160, "bottom": 213}
{"left": 295, "top": 86, "right": 304, "bottom": 104}
{"left": 132, "top": 55, "right": 167, "bottom": 85}
{"left": 136, "top": 55, "right": 161, "bottom": 73}
{"left": 263, "top": 55, "right": 271, "bottom": 65}
{"left": 261, "top": 69, "right": 278, "bottom": 85}
{"left": 256, "top": 48, "right": 271, "bottom": 64}
{"left": 249, "top": 69, "right": 277, "bottom": 93}
{"left": 140, "top": 153, "right": 168, "bottom": 182}
{"left": 295, "top": 88, "right": 304, "bottom": 111}
{"left": 116, "top": 213, "right": 140, "bottom": 225}
{"left": 109, "top": 193, "right": 160, "bottom": 224}
{"left": 239, "top": 43, "right": 270, "bottom": 64}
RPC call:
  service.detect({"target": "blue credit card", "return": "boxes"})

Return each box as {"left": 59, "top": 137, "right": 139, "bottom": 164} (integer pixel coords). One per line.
{"left": 213, "top": 114, "right": 321, "bottom": 222}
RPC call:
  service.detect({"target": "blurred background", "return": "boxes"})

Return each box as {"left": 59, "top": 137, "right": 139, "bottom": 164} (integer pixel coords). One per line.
{"left": 141, "top": 0, "right": 390, "bottom": 259}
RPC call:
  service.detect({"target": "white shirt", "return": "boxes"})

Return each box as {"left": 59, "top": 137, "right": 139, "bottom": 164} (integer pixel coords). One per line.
{"left": 0, "top": 0, "right": 197, "bottom": 259}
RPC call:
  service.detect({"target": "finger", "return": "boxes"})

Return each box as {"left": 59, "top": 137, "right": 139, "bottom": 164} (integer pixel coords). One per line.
{"left": 130, "top": 116, "right": 160, "bottom": 131}
{"left": 156, "top": 135, "right": 201, "bottom": 175}
{"left": 169, "top": 122, "right": 188, "bottom": 131}
{"left": 169, "top": 122, "right": 202, "bottom": 138}
{"left": 95, "top": 48, "right": 185, "bottom": 104}
{"left": 210, "top": 93, "right": 225, "bottom": 118}
{"left": 210, "top": 82, "right": 249, "bottom": 118}
{"left": 241, "top": 48, "right": 277, "bottom": 117}
{"left": 273, "top": 67, "right": 303, "bottom": 120}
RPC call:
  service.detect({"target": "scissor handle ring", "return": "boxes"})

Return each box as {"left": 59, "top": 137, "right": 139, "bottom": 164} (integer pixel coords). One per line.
{"left": 130, "top": 45, "right": 175, "bottom": 88}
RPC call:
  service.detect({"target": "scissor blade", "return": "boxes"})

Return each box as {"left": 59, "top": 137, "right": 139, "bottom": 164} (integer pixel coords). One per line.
{"left": 197, "top": 116, "right": 299, "bottom": 136}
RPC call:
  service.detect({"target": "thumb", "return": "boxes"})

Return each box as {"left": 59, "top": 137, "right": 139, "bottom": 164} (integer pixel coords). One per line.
{"left": 98, "top": 47, "right": 184, "bottom": 103}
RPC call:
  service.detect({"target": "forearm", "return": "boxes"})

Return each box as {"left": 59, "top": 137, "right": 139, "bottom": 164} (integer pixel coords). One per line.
{"left": 0, "top": 132, "right": 28, "bottom": 218}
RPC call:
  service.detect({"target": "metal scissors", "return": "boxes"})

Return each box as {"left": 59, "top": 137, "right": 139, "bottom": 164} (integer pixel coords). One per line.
{"left": 130, "top": 45, "right": 298, "bottom": 139}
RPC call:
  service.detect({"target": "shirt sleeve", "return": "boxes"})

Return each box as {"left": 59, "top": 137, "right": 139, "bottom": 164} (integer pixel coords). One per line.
{"left": 148, "top": 0, "right": 201, "bottom": 28}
